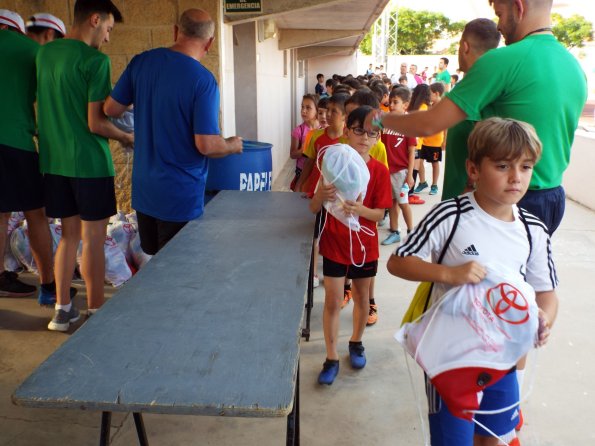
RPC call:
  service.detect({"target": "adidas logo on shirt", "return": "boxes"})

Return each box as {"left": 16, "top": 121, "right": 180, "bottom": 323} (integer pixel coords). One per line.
{"left": 462, "top": 244, "right": 479, "bottom": 256}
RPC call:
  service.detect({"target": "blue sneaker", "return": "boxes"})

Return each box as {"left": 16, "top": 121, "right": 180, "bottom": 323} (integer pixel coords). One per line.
{"left": 429, "top": 184, "right": 439, "bottom": 195}
{"left": 414, "top": 181, "right": 429, "bottom": 193}
{"left": 349, "top": 342, "right": 366, "bottom": 369}
{"left": 381, "top": 231, "right": 401, "bottom": 245}
{"left": 318, "top": 360, "right": 339, "bottom": 385}
{"left": 38, "top": 284, "right": 78, "bottom": 306}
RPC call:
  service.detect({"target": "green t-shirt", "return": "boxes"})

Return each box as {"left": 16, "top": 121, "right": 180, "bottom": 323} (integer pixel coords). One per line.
{"left": 441, "top": 120, "right": 475, "bottom": 201}
{"left": 446, "top": 35, "right": 587, "bottom": 190}
{"left": 0, "top": 30, "right": 39, "bottom": 152}
{"left": 436, "top": 69, "right": 451, "bottom": 86}
{"left": 36, "top": 39, "right": 114, "bottom": 178}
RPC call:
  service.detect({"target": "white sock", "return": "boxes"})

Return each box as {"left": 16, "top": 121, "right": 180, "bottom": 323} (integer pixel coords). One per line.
{"left": 516, "top": 369, "right": 526, "bottom": 393}
{"left": 56, "top": 303, "right": 72, "bottom": 312}
{"left": 87, "top": 308, "right": 98, "bottom": 315}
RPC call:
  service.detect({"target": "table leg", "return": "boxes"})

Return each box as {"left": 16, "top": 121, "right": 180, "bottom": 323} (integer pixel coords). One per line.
{"left": 301, "top": 243, "right": 314, "bottom": 341}
{"left": 286, "top": 363, "right": 300, "bottom": 446}
{"left": 133, "top": 412, "right": 149, "bottom": 446}
{"left": 100, "top": 411, "right": 111, "bottom": 446}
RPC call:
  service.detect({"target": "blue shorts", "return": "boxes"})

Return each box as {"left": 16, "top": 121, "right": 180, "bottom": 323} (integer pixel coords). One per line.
{"left": 428, "top": 369, "right": 519, "bottom": 445}
{"left": 518, "top": 186, "right": 565, "bottom": 235}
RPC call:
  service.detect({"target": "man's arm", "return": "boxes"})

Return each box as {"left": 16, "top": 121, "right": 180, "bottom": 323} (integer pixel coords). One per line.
{"left": 88, "top": 101, "right": 133, "bottom": 146}
{"left": 104, "top": 96, "right": 129, "bottom": 118}
{"left": 194, "top": 134, "right": 243, "bottom": 158}
{"left": 367, "top": 97, "right": 467, "bottom": 138}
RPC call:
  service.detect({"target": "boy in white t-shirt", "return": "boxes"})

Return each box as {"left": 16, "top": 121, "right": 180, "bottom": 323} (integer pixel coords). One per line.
{"left": 387, "top": 117, "right": 558, "bottom": 445}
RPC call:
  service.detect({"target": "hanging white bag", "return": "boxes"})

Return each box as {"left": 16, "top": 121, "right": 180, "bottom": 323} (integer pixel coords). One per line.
{"left": 395, "top": 268, "right": 539, "bottom": 420}
{"left": 318, "top": 143, "right": 370, "bottom": 231}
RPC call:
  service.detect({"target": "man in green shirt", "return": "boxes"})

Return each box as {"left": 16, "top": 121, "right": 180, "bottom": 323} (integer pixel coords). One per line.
{"left": 36, "top": 0, "right": 132, "bottom": 332}
{"left": 442, "top": 20, "right": 501, "bottom": 202}
{"left": 0, "top": 9, "right": 67, "bottom": 304}
{"left": 435, "top": 57, "right": 451, "bottom": 92}
{"left": 367, "top": 0, "right": 587, "bottom": 236}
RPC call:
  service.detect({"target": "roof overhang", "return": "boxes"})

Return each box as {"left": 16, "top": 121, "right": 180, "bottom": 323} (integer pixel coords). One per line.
{"left": 224, "top": 0, "right": 390, "bottom": 58}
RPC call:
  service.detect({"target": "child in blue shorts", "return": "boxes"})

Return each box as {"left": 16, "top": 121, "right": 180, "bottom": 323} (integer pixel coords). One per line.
{"left": 388, "top": 117, "right": 558, "bottom": 445}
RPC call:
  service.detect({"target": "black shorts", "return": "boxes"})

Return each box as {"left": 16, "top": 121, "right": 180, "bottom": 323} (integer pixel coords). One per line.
{"left": 323, "top": 257, "right": 378, "bottom": 279}
{"left": 0, "top": 144, "right": 44, "bottom": 212}
{"left": 44, "top": 174, "right": 116, "bottom": 221}
{"left": 420, "top": 145, "right": 442, "bottom": 162}
{"left": 136, "top": 211, "right": 188, "bottom": 255}
{"left": 518, "top": 186, "right": 565, "bottom": 235}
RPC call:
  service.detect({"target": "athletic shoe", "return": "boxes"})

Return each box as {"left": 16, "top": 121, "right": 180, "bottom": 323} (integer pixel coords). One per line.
{"left": 47, "top": 305, "right": 80, "bottom": 332}
{"left": 509, "top": 438, "right": 521, "bottom": 446}
{"left": 367, "top": 304, "right": 378, "bottom": 326}
{"left": 429, "top": 184, "right": 439, "bottom": 195}
{"left": 318, "top": 360, "right": 339, "bottom": 385}
{"left": 0, "top": 271, "right": 36, "bottom": 297}
{"left": 408, "top": 195, "right": 425, "bottom": 205}
{"left": 340, "top": 289, "right": 352, "bottom": 309}
{"left": 378, "top": 214, "right": 388, "bottom": 227}
{"left": 349, "top": 343, "right": 366, "bottom": 369}
{"left": 313, "top": 275, "right": 320, "bottom": 288}
{"left": 414, "top": 181, "right": 429, "bottom": 193}
{"left": 515, "top": 409, "right": 523, "bottom": 431}
{"left": 381, "top": 231, "right": 401, "bottom": 245}
{"left": 38, "top": 284, "right": 78, "bottom": 306}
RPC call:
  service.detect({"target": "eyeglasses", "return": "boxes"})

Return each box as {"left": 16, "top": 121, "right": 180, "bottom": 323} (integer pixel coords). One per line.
{"left": 350, "top": 127, "right": 379, "bottom": 138}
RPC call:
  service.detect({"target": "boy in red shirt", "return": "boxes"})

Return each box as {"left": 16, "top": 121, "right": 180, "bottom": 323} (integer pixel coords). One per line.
{"left": 310, "top": 106, "right": 392, "bottom": 385}
{"left": 381, "top": 87, "right": 417, "bottom": 245}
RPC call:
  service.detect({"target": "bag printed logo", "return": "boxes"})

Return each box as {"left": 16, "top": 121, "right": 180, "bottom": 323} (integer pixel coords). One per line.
{"left": 486, "top": 283, "right": 530, "bottom": 325}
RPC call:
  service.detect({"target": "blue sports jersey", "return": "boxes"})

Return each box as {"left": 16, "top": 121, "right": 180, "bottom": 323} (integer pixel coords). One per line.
{"left": 111, "top": 48, "right": 221, "bottom": 221}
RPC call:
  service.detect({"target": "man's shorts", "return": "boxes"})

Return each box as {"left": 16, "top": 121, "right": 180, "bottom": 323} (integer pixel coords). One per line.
{"left": 428, "top": 368, "right": 519, "bottom": 445}
{"left": 0, "top": 144, "right": 44, "bottom": 212}
{"left": 420, "top": 145, "right": 442, "bottom": 163}
{"left": 323, "top": 257, "right": 378, "bottom": 279}
{"left": 136, "top": 211, "right": 188, "bottom": 255}
{"left": 44, "top": 174, "right": 116, "bottom": 221}
{"left": 390, "top": 169, "right": 409, "bottom": 203}
{"left": 518, "top": 186, "right": 565, "bottom": 235}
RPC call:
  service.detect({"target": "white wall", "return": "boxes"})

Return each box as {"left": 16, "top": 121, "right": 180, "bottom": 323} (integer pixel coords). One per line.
{"left": 256, "top": 37, "right": 294, "bottom": 181}
{"left": 564, "top": 131, "right": 595, "bottom": 211}
{"left": 219, "top": 23, "right": 236, "bottom": 136}
{"left": 306, "top": 54, "right": 358, "bottom": 93}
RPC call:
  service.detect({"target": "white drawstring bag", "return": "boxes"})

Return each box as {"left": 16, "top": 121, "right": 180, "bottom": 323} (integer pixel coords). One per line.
{"left": 395, "top": 268, "right": 539, "bottom": 420}
{"left": 318, "top": 143, "right": 370, "bottom": 231}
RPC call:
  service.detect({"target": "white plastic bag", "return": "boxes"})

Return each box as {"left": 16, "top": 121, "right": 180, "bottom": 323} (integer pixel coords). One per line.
{"left": 107, "top": 221, "right": 136, "bottom": 265}
{"left": 4, "top": 212, "right": 25, "bottom": 272}
{"left": 129, "top": 230, "right": 152, "bottom": 270}
{"left": 318, "top": 143, "right": 370, "bottom": 231}
{"left": 9, "top": 224, "right": 37, "bottom": 274}
{"left": 395, "top": 269, "right": 539, "bottom": 419}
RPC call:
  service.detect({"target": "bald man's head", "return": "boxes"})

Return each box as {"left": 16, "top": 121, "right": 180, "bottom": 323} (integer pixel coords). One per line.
{"left": 178, "top": 9, "right": 214, "bottom": 40}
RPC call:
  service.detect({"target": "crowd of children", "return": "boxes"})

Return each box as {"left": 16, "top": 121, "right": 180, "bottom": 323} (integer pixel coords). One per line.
{"left": 289, "top": 69, "right": 558, "bottom": 446}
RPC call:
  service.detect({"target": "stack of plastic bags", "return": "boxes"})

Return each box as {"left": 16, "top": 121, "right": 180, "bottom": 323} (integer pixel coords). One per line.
{"left": 4, "top": 210, "right": 152, "bottom": 288}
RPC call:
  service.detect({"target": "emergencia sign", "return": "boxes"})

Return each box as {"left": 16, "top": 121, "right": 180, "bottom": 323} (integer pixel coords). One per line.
{"left": 224, "top": 0, "right": 262, "bottom": 13}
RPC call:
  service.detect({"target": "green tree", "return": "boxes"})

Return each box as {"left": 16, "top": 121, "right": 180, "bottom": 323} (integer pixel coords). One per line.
{"left": 551, "top": 13, "right": 593, "bottom": 49}
{"left": 359, "top": 8, "right": 463, "bottom": 56}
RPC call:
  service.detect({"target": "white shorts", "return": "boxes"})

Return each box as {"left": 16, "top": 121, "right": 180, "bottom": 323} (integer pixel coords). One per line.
{"left": 390, "top": 170, "right": 409, "bottom": 204}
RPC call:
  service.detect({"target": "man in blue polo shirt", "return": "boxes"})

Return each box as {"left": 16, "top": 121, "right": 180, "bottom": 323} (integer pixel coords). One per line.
{"left": 105, "top": 8, "right": 242, "bottom": 255}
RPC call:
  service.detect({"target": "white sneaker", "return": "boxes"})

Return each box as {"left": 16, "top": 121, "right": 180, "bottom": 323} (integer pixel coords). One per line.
{"left": 313, "top": 275, "right": 320, "bottom": 288}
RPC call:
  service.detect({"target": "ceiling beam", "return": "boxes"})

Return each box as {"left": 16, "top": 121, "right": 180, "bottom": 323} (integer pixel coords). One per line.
{"left": 296, "top": 46, "right": 353, "bottom": 60}
{"left": 278, "top": 28, "right": 364, "bottom": 50}
{"left": 224, "top": 0, "right": 346, "bottom": 25}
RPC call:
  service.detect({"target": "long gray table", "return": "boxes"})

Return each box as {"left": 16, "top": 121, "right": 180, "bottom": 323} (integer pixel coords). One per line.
{"left": 13, "top": 191, "right": 313, "bottom": 445}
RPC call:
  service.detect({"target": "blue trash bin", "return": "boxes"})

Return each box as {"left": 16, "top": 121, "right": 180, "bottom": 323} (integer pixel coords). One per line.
{"left": 206, "top": 140, "right": 273, "bottom": 192}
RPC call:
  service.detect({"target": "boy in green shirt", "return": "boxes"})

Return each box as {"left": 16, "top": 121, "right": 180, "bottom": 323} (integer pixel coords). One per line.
{"left": 36, "top": 0, "right": 132, "bottom": 331}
